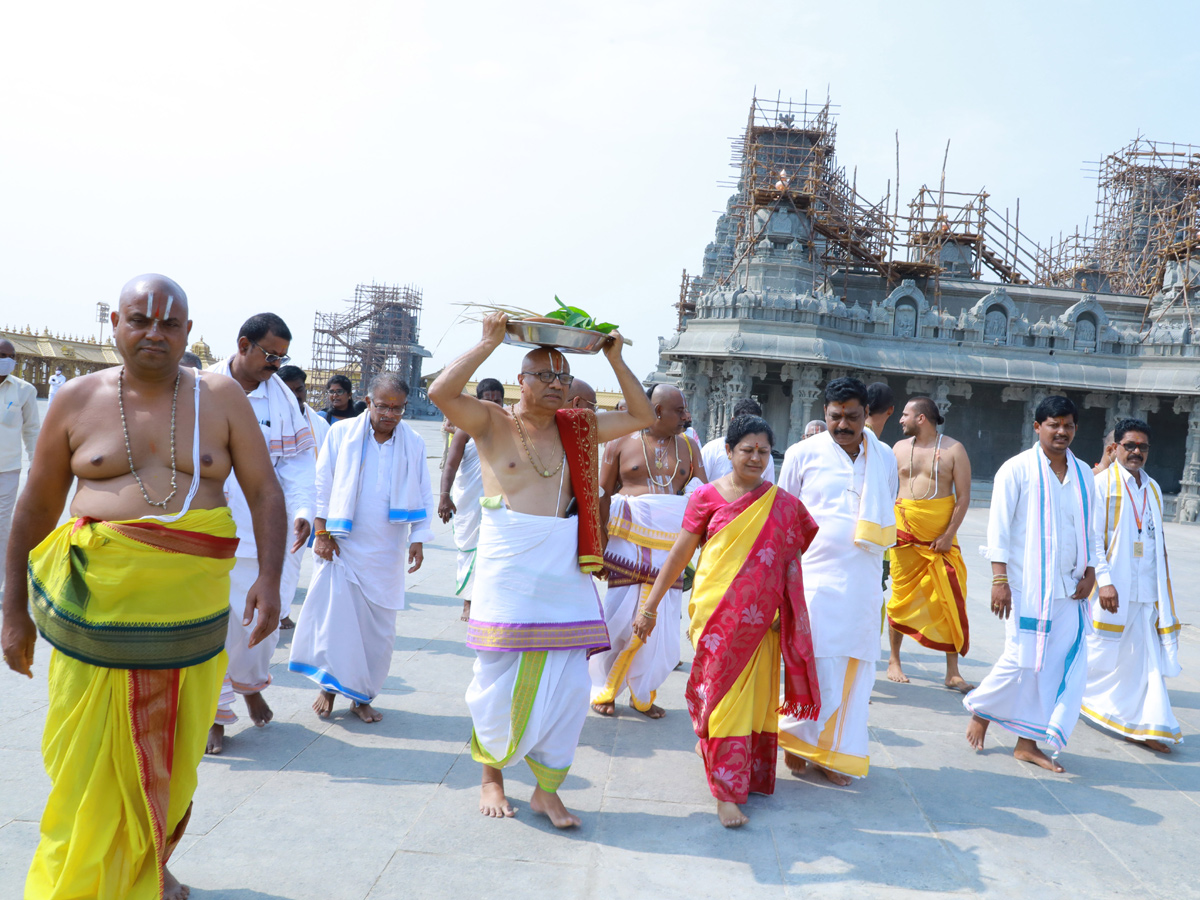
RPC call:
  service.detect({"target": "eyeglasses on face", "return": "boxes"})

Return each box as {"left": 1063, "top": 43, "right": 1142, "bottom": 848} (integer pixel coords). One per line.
{"left": 372, "top": 403, "right": 406, "bottom": 416}
{"left": 522, "top": 370, "right": 574, "bottom": 387}
{"left": 327, "top": 388, "right": 348, "bottom": 396}
{"left": 250, "top": 339, "right": 291, "bottom": 366}
{"left": 1121, "top": 441, "right": 1150, "bottom": 453}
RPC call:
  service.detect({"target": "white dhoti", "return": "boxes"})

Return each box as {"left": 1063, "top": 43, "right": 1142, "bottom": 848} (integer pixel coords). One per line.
{"left": 589, "top": 492, "right": 688, "bottom": 711}
{"left": 466, "top": 504, "right": 609, "bottom": 789}
{"left": 964, "top": 597, "right": 1088, "bottom": 752}
{"left": 468, "top": 648, "right": 590, "bottom": 792}
{"left": 289, "top": 559, "right": 397, "bottom": 703}
{"left": 451, "top": 442, "right": 483, "bottom": 599}
{"left": 779, "top": 656, "right": 875, "bottom": 778}
{"left": 216, "top": 558, "right": 281, "bottom": 724}
{"left": 1082, "top": 600, "right": 1182, "bottom": 744}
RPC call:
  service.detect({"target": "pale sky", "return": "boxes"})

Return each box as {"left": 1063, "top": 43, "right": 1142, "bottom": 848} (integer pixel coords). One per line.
{"left": 2, "top": 1, "right": 1195, "bottom": 393}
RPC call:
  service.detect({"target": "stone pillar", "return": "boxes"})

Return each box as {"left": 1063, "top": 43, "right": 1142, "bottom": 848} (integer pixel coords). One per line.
{"left": 717, "top": 359, "right": 748, "bottom": 438}
{"left": 1176, "top": 397, "right": 1200, "bottom": 523}
{"left": 679, "top": 359, "right": 711, "bottom": 443}
{"left": 783, "top": 364, "right": 823, "bottom": 446}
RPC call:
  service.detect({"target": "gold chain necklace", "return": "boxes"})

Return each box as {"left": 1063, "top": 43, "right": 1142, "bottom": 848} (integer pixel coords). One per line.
{"left": 640, "top": 431, "right": 681, "bottom": 493}
{"left": 513, "top": 408, "right": 564, "bottom": 478}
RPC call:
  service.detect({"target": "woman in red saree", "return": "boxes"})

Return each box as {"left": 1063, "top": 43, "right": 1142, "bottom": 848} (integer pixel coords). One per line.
{"left": 634, "top": 415, "right": 820, "bottom": 827}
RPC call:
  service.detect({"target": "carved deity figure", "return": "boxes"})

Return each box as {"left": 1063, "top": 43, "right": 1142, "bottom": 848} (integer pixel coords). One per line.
{"left": 984, "top": 308, "right": 1007, "bottom": 339}
{"left": 1074, "top": 317, "right": 1097, "bottom": 349}
{"left": 894, "top": 303, "right": 917, "bottom": 338}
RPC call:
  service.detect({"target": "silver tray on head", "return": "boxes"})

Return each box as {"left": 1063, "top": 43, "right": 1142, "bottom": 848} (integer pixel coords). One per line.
{"left": 503, "top": 320, "right": 618, "bottom": 354}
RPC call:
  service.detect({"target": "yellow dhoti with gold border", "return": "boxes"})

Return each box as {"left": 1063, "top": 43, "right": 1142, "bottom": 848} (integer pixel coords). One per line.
{"left": 25, "top": 508, "right": 237, "bottom": 900}
{"left": 886, "top": 496, "right": 970, "bottom": 656}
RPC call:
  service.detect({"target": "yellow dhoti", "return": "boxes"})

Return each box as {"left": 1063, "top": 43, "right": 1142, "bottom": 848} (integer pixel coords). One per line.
{"left": 25, "top": 509, "right": 237, "bottom": 900}
{"left": 887, "top": 496, "right": 970, "bottom": 656}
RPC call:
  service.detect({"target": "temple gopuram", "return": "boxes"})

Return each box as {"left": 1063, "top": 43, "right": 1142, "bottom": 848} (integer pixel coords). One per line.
{"left": 656, "top": 94, "right": 1200, "bottom": 521}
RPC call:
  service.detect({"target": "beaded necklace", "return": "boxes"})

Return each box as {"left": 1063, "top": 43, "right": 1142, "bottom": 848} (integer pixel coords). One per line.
{"left": 513, "top": 407, "right": 563, "bottom": 478}
{"left": 118, "top": 366, "right": 181, "bottom": 510}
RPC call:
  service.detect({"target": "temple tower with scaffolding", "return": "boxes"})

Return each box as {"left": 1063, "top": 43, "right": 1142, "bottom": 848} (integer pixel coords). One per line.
{"left": 658, "top": 94, "right": 1200, "bottom": 521}
{"left": 311, "top": 283, "right": 435, "bottom": 416}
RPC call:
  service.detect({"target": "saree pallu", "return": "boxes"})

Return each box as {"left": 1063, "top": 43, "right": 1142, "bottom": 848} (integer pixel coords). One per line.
{"left": 686, "top": 484, "right": 819, "bottom": 804}
{"left": 24, "top": 508, "right": 237, "bottom": 900}
{"left": 887, "top": 496, "right": 970, "bottom": 656}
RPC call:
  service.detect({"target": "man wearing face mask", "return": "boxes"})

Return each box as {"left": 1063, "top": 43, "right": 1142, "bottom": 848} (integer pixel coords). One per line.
{"left": 1082, "top": 418, "right": 1182, "bottom": 752}
{"left": 0, "top": 340, "right": 40, "bottom": 599}
{"left": 46, "top": 367, "right": 66, "bottom": 405}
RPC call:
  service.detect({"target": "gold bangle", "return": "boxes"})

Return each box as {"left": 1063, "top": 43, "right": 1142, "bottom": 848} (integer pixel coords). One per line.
{"left": 641, "top": 610, "right": 657, "bottom": 619}
{"left": 315, "top": 530, "right": 332, "bottom": 538}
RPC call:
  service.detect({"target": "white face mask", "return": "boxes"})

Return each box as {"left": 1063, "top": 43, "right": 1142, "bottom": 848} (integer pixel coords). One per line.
{"left": 0, "top": 359, "right": 15, "bottom": 377}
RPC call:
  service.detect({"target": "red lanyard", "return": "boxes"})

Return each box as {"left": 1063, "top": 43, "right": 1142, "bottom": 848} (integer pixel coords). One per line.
{"left": 1122, "top": 478, "right": 1150, "bottom": 537}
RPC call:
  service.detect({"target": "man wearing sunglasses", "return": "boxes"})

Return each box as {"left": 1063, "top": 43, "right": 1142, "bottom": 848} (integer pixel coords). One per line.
{"left": 207, "top": 313, "right": 316, "bottom": 754}
{"left": 429, "top": 311, "right": 653, "bottom": 829}
{"left": 1082, "top": 418, "right": 1182, "bottom": 752}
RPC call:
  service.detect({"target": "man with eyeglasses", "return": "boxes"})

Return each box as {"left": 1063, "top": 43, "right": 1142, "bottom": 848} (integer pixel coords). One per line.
{"left": 206, "top": 313, "right": 316, "bottom": 754}
{"left": 290, "top": 372, "right": 435, "bottom": 724}
{"left": 1082, "top": 417, "right": 1181, "bottom": 752}
{"left": 429, "top": 311, "right": 653, "bottom": 829}
{"left": 776, "top": 376, "right": 898, "bottom": 786}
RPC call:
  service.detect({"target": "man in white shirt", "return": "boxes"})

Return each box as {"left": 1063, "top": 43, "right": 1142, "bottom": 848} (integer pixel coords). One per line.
{"left": 1082, "top": 418, "right": 1182, "bottom": 752}
{"left": 701, "top": 397, "right": 776, "bottom": 484}
{"left": 206, "top": 315, "right": 316, "bottom": 754}
{"left": 0, "top": 339, "right": 40, "bottom": 600}
{"left": 966, "top": 395, "right": 1112, "bottom": 772}
{"left": 277, "top": 365, "right": 331, "bottom": 629}
{"left": 46, "top": 367, "right": 66, "bottom": 404}
{"left": 777, "top": 377, "right": 899, "bottom": 785}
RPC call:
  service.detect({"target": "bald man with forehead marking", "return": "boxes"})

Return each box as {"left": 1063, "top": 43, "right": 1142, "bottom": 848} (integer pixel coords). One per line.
{"left": 3, "top": 274, "right": 285, "bottom": 899}
{"left": 592, "top": 382, "right": 705, "bottom": 719}
{"left": 430, "top": 313, "right": 653, "bottom": 829}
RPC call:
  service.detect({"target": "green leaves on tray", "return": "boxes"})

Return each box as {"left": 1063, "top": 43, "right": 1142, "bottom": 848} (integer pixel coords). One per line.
{"left": 543, "top": 296, "right": 618, "bottom": 334}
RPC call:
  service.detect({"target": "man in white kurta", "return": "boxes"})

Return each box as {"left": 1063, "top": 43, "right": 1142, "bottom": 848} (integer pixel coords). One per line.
{"left": 777, "top": 378, "right": 898, "bottom": 784}
{"left": 1082, "top": 419, "right": 1182, "bottom": 751}
{"left": 0, "top": 340, "right": 40, "bottom": 602}
{"left": 965, "top": 396, "right": 1110, "bottom": 772}
{"left": 206, "top": 316, "right": 316, "bottom": 753}
{"left": 289, "top": 374, "right": 435, "bottom": 721}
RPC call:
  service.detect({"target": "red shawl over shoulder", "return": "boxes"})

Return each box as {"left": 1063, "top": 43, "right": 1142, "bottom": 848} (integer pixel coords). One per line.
{"left": 555, "top": 407, "right": 604, "bottom": 574}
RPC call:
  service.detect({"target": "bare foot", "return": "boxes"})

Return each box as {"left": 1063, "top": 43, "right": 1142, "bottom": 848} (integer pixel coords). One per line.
{"left": 591, "top": 700, "right": 615, "bottom": 717}
{"left": 1013, "top": 737, "right": 1065, "bottom": 772}
{"left": 966, "top": 714, "right": 989, "bottom": 751}
{"left": 279, "top": 616, "right": 295, "bottom": 630}
{"left": 944, "top": 675, "right": 974, "bottom": 694}
{"left": 784, "top": 751, "right": 807, "bottom": 775}
{"left": 716, "top": 800, "right": 749, "bottom": 827}
{"left": 352, "top": 701, "right": 384, "bottom": 723}
{"left": 480, "top": 766, "right": 515, "bottom": 819}
{"left": 815, "top": 765, "right": 853, "bottom": 786}
{"left": 530, "top": 786, "right": 581, "bottom": 828}
{"left": 205, "top": 724, "right": 224, "bottom": 755}
{"left": 460, "top": 600, "right": 472, "bottom": 623}
{"left": 887, "top": 659, "right": 910, "bottom": 684}
{"left": 244, "top": 692, "right": 274, "bottom": 727}
{"left": 631, "top": 701, "right": 666, "bottom": 719}
{"left": 163, "top": 867, "right": 190, "bottom": 900}
{"left": 312, "top": 691, "right": 335, "bottom": 718}
{"left": 1128, "top": 737, "right": 1173, "bottom": 754}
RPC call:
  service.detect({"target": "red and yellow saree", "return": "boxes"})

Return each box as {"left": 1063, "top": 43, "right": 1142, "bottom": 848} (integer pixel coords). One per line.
{"left": 684, "top": 483, "right": 820, "bottom": 803}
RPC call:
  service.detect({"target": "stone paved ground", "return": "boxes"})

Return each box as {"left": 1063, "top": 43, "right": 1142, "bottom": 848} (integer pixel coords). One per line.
{"left": 1, "top": 418, "right": 1197, "bottom": 898}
